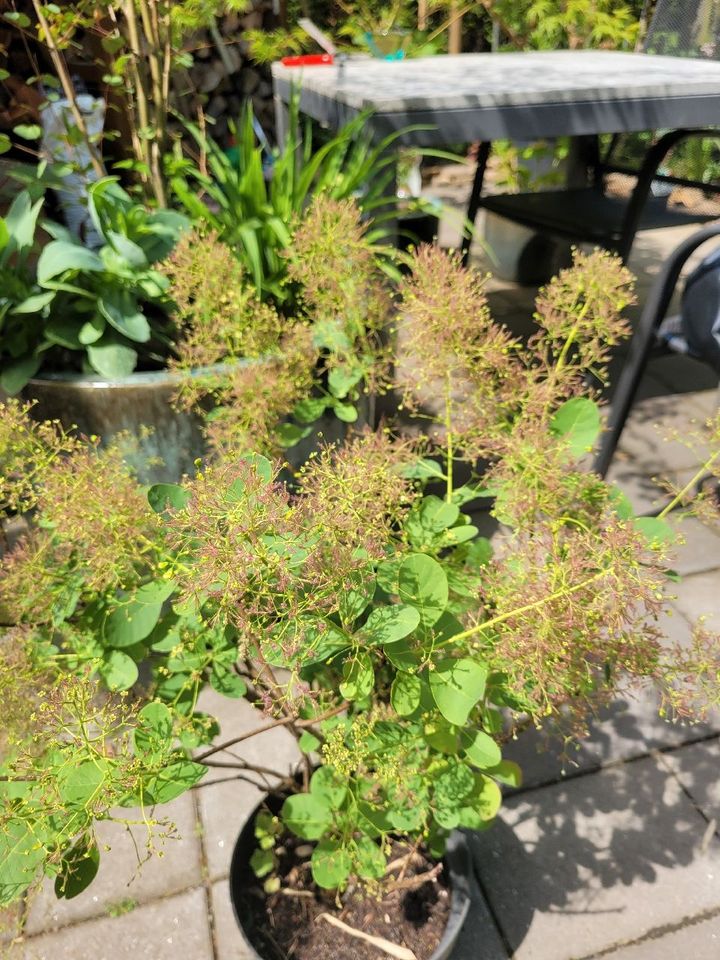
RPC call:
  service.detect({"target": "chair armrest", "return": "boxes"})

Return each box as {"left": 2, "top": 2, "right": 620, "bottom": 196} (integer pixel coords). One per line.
{"left": 594, "top": 221, "right": 720, "bottom": 477}
{"left": 643, "top": 221, "right": 720, "bottom": 328}
{"left": 617, "top": 128, "right": 720, "bottom": 259}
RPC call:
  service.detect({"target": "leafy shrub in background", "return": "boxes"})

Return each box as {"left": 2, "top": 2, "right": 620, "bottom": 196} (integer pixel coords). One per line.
{"left": 167, "top": 98, "right": 406, "bottom": 303}
{"left": 1, "top": 247, "right": 719, "bottom": 906}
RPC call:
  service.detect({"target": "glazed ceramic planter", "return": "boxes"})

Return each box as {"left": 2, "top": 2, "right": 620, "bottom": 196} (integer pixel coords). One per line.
{"left": 483, "top": 211, "right": 573, "bottom": 286}
{"left": 24, "top": 369, "right": 207, "bottom": 484}
{"left": 24, "top": 368, "right": 370, "bottom": 484}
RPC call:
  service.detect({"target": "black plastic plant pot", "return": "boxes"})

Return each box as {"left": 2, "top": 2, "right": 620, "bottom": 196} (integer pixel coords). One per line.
{"left": 229, "top": 794, "right": 473, "bottom": 960}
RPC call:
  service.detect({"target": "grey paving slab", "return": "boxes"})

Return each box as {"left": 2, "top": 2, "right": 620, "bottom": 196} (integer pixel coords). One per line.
{"left": 210, "top": 881, "right": 255, "bottom": 960}
{"left": 450, "top": 864, "right": 510, "bottom": 960}
{"left": 672, "top": 516, "right": 720, "bottom": 577}
{"left": 659, "top": 739, "right": 720, "bottom": 825}
{"left": 17, "top": 887, "right": 213, "bottom": 960}
{"left": 641, "top": 355, "right": 719, "bottom": 398}
{"left": 615, "top": 392, "right": 712, "bottom": 471}
{"left": 604, "top": 457, "right": 668, "bottom": 515}
{"left": 469, "top": 756, "right": 720, "bottom": 960}
{"left": 593, "top": 913, "right": 720, "bottom": 960}
{"left": 505, "top": 690, "right": 720, "bottom": 793}
{"left": 0, "top": 905, "right": 21, "bottom": 944}
{"left": 25, "top": 794, "right": 202, "bottom": 935}
{"left": 670, "top": 570, "right": 720, "bottom": 633}
{"left": 195, "top": 690, "right": 301, "bottom": 881}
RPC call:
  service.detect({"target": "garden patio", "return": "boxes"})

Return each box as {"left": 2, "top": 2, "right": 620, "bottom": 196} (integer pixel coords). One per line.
{"left": 3, "top": 3, "right": 720, "bottom": 959}
{"left": 3, "top": 215, "right": 719, "bottom": 960}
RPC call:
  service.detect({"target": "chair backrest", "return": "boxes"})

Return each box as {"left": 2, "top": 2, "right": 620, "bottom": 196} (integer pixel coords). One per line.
{"left": 644, "top": 0, "right": 720, "bottom": 59}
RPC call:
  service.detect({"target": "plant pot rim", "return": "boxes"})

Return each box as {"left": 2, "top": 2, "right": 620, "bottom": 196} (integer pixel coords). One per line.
{"left": 27, "top": 359, "right": 259, "bottom": 390}
{"left": 229, "top": 793, "right": 473, "bottom": 960}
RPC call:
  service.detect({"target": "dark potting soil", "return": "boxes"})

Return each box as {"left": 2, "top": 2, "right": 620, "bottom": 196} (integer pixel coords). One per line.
{"left": 237, "top": 838, "right": 452, "bottom": 960}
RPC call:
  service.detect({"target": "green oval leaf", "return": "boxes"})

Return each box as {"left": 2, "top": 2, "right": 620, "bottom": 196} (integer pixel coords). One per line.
{"left": 429, "top": 658, "right": 487, "bottom": 726}
{"left": 310, "top": 767, "right": 347, "bottom": 809}
{"left": 391, "top": 671, "right": 422, "bottom": 716}
{"left": 633, "top": 516, "right": 676, "bottom": 547}
{"left": 458, "top": 774, "right": 502, "bottom": 828}
{"left": 354, "top": 836, "right": 386, "bottom": 880}
{"left": 13, "top": 123, "right": 42, "bottom": 141}
{"left": 133, "top": 702, "right": 173, "bottom": 757}
{"left": 281, "top": 793, "right": 333, "bottom": 840}
{"left": 398, "top": 554, "right": 448, "bottom": 627}
{"left": 104, "top": 582, "right": 174, "bottom": 648}
{"left": 58, "top": 761, "right": 107, "bottom": 808}
{"left": 461, "top": 729, "right": 502, "bottom": 769}
{"left": 98, "top": 650, "right": 138, "bottom": 691}
{"left": 139, "top": 759, "right": 207, "bottom": 804}
{"left": 55, "top": 838, "right": 100, "bottom": 899}
{"left": 311, "top": 838, "right": 351, "bottom": 889}
{"left": 339, "top": 652, "right": 374, "bottom": 701}
{"left": 209, "top": 661, "right": 247, "bottom": 699}
{"left": 147, "top": 483, "right": 191, "bottom": 514}
{"left": 333, "top": 401, "right": 358, "bottom": 423}
{"left": 359, "top": 604, "right": 420, "bottom": 646}
{"left": 550, "top": 397, "right": 601, "bottom": 458}
{"left": 0, "top": 821, "right": 46, "bottom": 904}
{"left": 485, "top": 759, "right": 522, "bottom": 788}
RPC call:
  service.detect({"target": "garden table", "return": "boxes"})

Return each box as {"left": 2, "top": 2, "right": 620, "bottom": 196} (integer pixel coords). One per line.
{"left": 271, "top": 49, "right": 720, "bottom": 147}
{"left": 273, "top": 50, "right": 720, "bottom": 257}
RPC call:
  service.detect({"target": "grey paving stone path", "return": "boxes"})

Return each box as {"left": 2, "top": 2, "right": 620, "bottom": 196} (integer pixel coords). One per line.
{"left": 3, "top": 221, "right": 719, "bottom": 960}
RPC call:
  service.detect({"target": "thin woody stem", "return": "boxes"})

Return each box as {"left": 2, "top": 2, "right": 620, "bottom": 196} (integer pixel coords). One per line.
{"left": 195, "top": 703, "right": 347, "bottom": 761}
{"left": 658, "top": 451, "right": 720, "bottom": 520}
{"left": 445, "top": 567, "right": 610, "bottom": 647}
{"left": 445, "top": 374, "right": 453, "bottom": 502}
{"left": 120, "top": 0, "right": 153, "bottom": 195}
{"left": 30, "top": 0, "right": 105, "bottom": 179}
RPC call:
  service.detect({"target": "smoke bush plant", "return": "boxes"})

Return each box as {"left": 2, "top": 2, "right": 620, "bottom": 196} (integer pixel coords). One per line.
{"left": 1, "top": 248, "right": 719, "bottom": 910}
{"left": 162, "top": 196, "right": 391, "bottom": 459}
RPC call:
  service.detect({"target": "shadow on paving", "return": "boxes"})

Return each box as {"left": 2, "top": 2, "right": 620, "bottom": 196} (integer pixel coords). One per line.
{"left": 467, "top": 731, "right": 720, "bottom": 960}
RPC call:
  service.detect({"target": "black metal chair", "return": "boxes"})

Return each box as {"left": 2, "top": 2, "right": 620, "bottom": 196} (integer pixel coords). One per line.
{"left": 594, "top": 221, "right": 720, "bottom": 477}
{"left": 461, "top": 0, "right": 720, "bottom": 267}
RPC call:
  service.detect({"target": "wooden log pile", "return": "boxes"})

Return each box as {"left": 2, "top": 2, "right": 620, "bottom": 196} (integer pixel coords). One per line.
{"left": 187, "top": 1, "right": 277, "bottom": 144}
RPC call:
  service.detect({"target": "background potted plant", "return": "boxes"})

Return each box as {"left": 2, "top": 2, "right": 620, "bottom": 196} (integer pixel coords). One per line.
{"left": 0, "top": 177, "right": 199, "bottom": 481}
{"left": 1, "top": 244, "right": 719, "bottom": 957}
{"left": 0, "top": 170, "right": 397, "bottom": 480}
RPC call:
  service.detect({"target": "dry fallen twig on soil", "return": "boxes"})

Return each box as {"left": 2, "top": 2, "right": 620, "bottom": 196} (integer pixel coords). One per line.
{"left": 317, "top": 913, "right": 418, "bottom": 960}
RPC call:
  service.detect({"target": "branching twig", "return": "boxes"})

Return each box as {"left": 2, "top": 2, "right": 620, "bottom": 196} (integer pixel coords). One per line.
{"left": 194, "top": 703, "right": 347, "bottom": 762}
{"left": 386, "top": 862, "right": 443, "bottom": 893}
{"left": 30, "top": 0, "right": 105, "bottom": 178}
